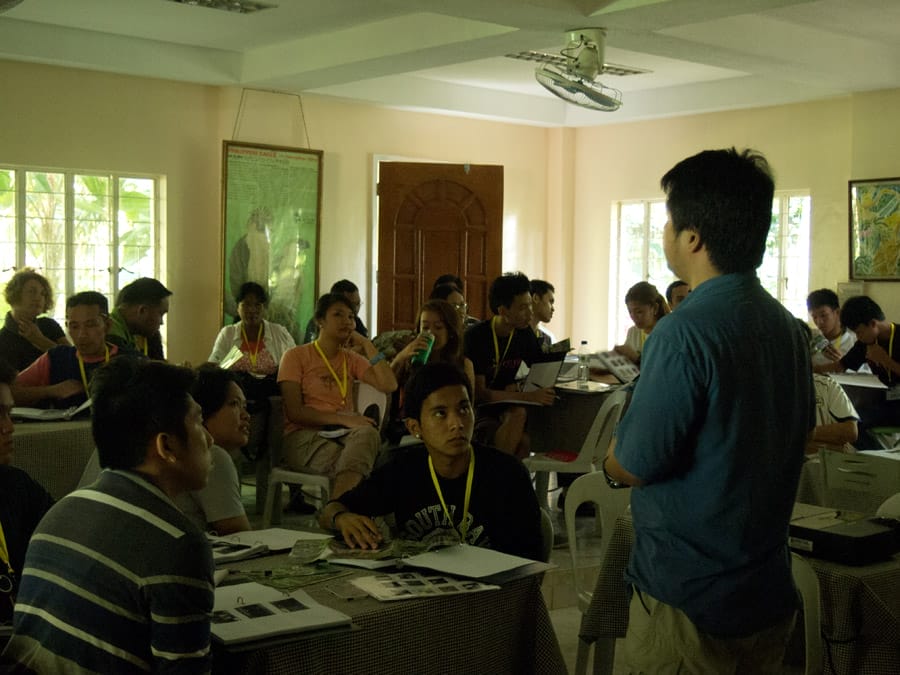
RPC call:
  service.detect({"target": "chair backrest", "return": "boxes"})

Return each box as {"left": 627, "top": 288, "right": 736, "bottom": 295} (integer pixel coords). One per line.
{"left": 582, "top": 388, "right": 629, "bottom": 466}
{"left": 539, "top": 508, "right": 554, "bottom": 563}
{"left": 790, "top": 553, "right": 823, "bottom": 675}
{"left": 354, "top": 381, "right": 389, "bottom": 431}
{"left": 819, "top": 448, "right": 900, "bottom": 512}
{"left": 564, "top": 471, "right": 631, "bottom": 605}
{"left": 876, "top": 492, "right": 900, "bottom": 518}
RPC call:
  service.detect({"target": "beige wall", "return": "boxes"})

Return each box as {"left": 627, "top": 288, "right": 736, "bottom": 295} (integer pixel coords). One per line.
{"left": 2, "top": 58, "right": 898, "bottom": 362}
{"left": 571, "top": 90, "right": 899, "bottom": 348}
{"left": 1, "top": 61, "right": 549, "bottom": 363}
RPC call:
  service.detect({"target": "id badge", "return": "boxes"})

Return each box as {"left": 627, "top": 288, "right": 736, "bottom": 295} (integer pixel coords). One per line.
{"left": 886, "top": 384, "right": 900, "bottom": 401}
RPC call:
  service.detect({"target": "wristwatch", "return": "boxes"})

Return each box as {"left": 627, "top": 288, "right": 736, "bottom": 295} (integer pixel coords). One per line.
{"left": 601, "top": 456, "right": 627, "bottom": 489}
{"left": 369, "top": 352, "right": 386, "bottom": 366}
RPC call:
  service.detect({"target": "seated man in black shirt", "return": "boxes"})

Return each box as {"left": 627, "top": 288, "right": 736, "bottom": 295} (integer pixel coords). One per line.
{"left": 318, "top": 363, "right": 543, "bottom": 561}
{"left": 302, "top": 279, "right": 368, "bottom": 344}
{"left": 838, "top": 295, "right": 900, "bottom": 447}
{"left": 463, "top": 272, "right": 555, "bottom": 457}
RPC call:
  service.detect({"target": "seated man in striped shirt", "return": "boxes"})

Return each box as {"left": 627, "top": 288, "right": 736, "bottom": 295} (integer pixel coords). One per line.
{"left": 2, "top": 359, "right": 215, "bottom": 674}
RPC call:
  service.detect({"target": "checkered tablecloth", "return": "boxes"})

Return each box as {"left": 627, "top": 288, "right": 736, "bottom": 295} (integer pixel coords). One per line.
{"left": 11, "top": 420, "right": 95, "bottom": 499}
{"left": 579, "top": 514, "right": 900, "bottom": 675}
{"left": 213, "top": 567, "right": 566, "bottom": 674}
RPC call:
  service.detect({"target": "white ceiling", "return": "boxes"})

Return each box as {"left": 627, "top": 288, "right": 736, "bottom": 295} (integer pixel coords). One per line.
{"left": 2, "top": 0, "right": 899, "bottom": 126}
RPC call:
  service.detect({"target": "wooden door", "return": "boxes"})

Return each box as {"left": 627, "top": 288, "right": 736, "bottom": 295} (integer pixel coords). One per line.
{"left": 377, "top": 162, "right": 503, "bottom": 332}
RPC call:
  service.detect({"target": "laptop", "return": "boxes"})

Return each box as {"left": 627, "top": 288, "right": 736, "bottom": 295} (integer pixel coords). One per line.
{"left": 521, "top": 351, "right": 567, "bottom": 391}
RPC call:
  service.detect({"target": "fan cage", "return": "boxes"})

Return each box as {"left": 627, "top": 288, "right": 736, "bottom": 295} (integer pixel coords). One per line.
{"left": 535, "top": 64, "right": 622, "bottom": 112}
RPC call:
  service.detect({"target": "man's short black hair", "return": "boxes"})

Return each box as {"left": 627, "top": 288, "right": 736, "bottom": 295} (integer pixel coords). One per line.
{"left": 330, "top": 279, "right": 358, "bottom": 295}
{"left": 192, "top": 364, "right": 241, "bottom": 423}
{"left": 90, "top": 359, "right": 195, "bottom": 470}
{"left": 67, "top": 291, "right": 109, "bottom": 315}
{"left": 840, "top": 296, "right": 884, "bottom": 329}
{"left": 665, "top": 280, "right": 688, "bottom": 304}
{"left": 429, "top": 283, "right": 462, "bottom": 302}
{"left": 433, "top": 274, "right": 463, "bottom": 291}
{"left": 806, "top": 288, "right": 840, "bottom": 312}
{"left": 488, "top": 272, "right": 530, "bottom": 314}
{"left": 116, "top": 277, "right": 172, "bottom": 307}
{"left": 661, "top": 148, "right": 775, "bottom": 275}
{"left": 402, "top": 362, "right": 472, "bottom": 421}
{"left": 530, "top": 279, "right": 554, "bottom": 297}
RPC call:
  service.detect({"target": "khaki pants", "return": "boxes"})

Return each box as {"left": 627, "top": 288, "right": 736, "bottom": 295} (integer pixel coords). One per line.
{"left": 623, "top": 589, "right": 796, "bottom": 675}
{"left": 281, "top": 426, "right": 380, "bottom": 481}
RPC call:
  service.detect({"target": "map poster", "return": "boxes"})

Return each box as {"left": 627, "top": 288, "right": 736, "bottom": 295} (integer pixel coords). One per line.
{"left": 222, "top": 141, "right": 323, "bottom": 341}
{"left": 849, "top": 177, "right": 900, "bottom": 281}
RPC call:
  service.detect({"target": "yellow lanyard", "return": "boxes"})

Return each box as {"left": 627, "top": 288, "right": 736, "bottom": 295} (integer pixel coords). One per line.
{"left": 241, "top": 323, "right": 263, "bottom": 368}
{"left": 134, "top": 335, "right": 148, "bottom": 356}
{"left": 77, "top": 344, "right": 110, "bottom": 392}
{"left": 0, "top": 519, "right": 12, "bottom": 574}
{"left": 428, "top": 447, "right": 475, "bottom": 543}
{"left": 491, "top": 316, "right": 514, "bottom": 378}
{"left": 314, "top": 340, "right": 349, "bottom": 405}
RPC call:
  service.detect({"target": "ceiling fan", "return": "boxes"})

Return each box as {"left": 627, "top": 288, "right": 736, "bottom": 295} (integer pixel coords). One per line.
{"left": 506, "top": 28, "right": 649, "bottom": 112}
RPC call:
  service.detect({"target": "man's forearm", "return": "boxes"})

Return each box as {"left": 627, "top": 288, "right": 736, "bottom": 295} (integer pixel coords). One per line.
{"left": 605, "top": 438, "right": 645, "bottom": 487}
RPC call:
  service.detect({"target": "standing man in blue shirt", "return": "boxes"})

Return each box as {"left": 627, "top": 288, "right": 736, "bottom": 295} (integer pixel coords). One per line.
{"left": 604, "top": 148, "right": 814, "bottom": 672}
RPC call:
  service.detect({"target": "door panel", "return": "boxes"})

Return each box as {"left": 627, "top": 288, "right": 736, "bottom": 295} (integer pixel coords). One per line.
{"left": 377, "top": 162, "right": 503, "bottom": 332}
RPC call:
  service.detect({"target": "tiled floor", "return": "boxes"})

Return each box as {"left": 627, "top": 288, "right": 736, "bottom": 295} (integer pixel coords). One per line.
{"left": 240, "top": 470, "right": 615, "bottom": 674}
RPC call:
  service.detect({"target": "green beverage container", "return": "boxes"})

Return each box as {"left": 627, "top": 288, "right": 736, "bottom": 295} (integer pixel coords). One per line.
{"left": 411, "top": 329, "right": 435, "bottom": 366}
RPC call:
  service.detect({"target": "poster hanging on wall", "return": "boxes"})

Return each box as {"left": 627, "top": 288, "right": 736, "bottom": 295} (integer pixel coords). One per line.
{"left": 848, "top": 177, "right": 900, "bottom": 281}
{"left": 221, "top": 141, "right": 323, "bottom": 342}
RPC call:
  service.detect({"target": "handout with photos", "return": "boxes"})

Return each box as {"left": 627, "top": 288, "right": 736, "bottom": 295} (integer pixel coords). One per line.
{"left": 350, "top": 571, "right": 499, "bottom": 601}
{"left": 211, "top": 582, "right": 350, "bottom": 644}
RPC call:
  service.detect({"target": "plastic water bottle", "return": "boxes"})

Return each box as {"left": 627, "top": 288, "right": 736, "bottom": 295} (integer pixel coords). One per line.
{"left": 577, "top": 340, "right": 590, "bottom": 389}
{"left": 811, "top": 334, "right": 830, "bottom": 353}
{"left": 411, "top": 329, "right": 435, "bottom": 366}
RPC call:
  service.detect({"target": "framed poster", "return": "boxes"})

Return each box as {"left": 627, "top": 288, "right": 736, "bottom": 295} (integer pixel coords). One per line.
{"left": 222, "top": 141, "right": 322, "bottom": 342}
{"left": 848, "top": 177, "right": 900, "bottom": 281}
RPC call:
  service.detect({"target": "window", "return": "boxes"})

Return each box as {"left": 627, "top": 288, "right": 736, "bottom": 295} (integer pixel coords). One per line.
{"left": 0, "top": 166, "right": 160, "bottom": 321}
{"left": 760, "top": 192, "right": 811, "bottom": 318}
{"left": 610, "top": 192, "right": 810, "bottom": 342}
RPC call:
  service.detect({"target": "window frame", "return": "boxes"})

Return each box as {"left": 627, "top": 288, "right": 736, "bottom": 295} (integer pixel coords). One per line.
{"left": 1, "top": 164, "right": 162, "bottom": 321}
{"left": 609, "top": 191, "right": 811, "bottom": 342}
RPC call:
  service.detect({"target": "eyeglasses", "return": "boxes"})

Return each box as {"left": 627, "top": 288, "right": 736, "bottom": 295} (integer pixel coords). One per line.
{"left": 452, "top": 302, "right": 468, "bottom": 313}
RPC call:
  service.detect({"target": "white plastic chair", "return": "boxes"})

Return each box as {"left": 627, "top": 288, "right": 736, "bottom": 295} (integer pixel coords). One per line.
{"left": 262, "top": 382, "right": 389, "bottom": 527}
{"left": 563, "top": 471, "right": 632, "bottom": 675}
{"left": 523, "top": 388, "right": 628, "bottom": 509}
{"left": 791, "top": 553, "right": 823, "bottom": 675}
{"left": 538, "top": 508, "right": 554, "bottom": 564}
{"left": 819, "top": 447, "right": 900, "bottom": 513}
{"left": 876, "top": 492, "right": 900, "bottom": 518}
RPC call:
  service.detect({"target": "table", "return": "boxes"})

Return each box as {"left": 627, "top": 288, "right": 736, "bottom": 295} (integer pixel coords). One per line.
{"left": 527, "top": 385, "right": 613, "bottom": 455}
{"left": 11, "top": 419, "right": 95, "bottom": 500}
{"left": 580, "top": 513, "right": 900, "bottom": 675}
{"left": 213, "top": 555, "right": 566, "bottom": 675}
